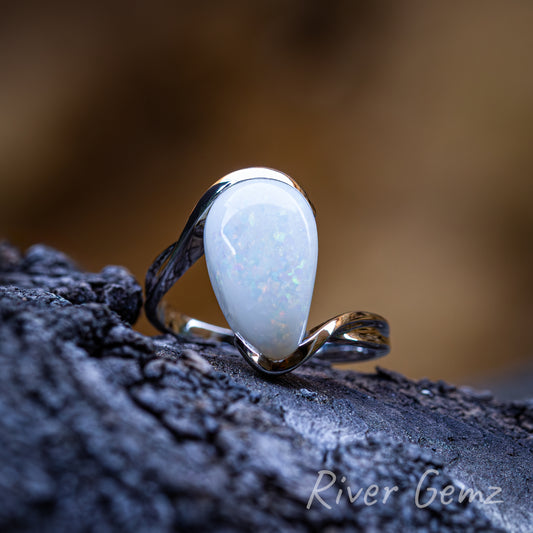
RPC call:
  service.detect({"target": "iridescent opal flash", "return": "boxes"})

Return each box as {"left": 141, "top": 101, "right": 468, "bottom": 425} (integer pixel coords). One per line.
{"left": 204, "top": 179, "right": 318, "bottom": 360}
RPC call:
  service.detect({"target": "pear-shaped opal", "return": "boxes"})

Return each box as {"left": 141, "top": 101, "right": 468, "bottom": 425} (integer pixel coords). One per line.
{"left": 204, "top": 178, "right": 318, "bottom": 361}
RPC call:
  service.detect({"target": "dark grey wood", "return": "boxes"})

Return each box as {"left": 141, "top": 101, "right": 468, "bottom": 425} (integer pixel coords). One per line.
{"left": 0, "top": 242, "right": 530, "bottom": 532}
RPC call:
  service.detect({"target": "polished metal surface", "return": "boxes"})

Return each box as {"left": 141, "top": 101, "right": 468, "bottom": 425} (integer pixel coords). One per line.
{"left": 145, "top": 167, "right": 390, "bottom": 375}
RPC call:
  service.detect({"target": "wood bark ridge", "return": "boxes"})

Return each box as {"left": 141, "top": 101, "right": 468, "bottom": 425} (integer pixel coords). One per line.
{"left": 0, "top": 242, "right": 531, "bottom": 533}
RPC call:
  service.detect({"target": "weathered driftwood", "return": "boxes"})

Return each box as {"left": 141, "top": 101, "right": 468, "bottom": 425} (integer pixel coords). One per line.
{"left": 0, "top": 242, "right": 531, "bottom": 532}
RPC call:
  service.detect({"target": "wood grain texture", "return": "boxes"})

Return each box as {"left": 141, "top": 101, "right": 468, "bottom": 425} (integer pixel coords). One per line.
{"left": 0, "top": 242, "right": 530, "bottom": 532}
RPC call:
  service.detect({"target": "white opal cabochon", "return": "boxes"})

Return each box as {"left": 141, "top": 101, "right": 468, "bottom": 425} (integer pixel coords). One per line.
{"left": 204, "top": 178, "right": 318, "bottom": 361}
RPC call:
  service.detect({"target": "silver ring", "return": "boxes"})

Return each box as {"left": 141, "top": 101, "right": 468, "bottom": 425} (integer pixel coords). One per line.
{"left": 144, "top": 167, "right": 390, "bottom": 375}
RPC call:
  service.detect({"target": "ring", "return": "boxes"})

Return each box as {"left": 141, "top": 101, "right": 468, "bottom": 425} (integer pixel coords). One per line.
{"left": 145, "top": 167, "right": 390, "bottom": 375}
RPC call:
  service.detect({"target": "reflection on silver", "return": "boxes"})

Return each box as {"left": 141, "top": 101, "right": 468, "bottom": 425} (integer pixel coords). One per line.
{"left": 145, "top": 167, "right": 390, "bottom": 375}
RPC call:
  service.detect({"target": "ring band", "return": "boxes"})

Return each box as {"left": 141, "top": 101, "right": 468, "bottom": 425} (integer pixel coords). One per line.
{"left": 145, "top": 167, "right": 390, "bottom": 375}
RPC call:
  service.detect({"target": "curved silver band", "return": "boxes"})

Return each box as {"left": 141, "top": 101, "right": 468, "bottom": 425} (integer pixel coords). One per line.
{"left": 145, "top": 168, "right": 390, "bottom": 375}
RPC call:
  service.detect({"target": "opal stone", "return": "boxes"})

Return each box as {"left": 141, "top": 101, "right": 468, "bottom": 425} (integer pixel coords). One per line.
{"left": 204, "top": 178, "right": 318, "bottom": 361}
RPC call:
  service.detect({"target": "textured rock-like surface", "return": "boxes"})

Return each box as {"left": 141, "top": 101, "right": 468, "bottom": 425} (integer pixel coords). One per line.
{"left": 0, "top": 242, "right": 531, "bottom": 532}
{"left": 205, "top": 178, "right": 317, "bottom": 360}
{"left": 0, "top": 241, "right": 142, "bottom": 324}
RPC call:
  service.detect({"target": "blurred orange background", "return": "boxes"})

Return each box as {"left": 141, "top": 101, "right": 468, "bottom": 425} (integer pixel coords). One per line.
{"left": 1, "top": 1, "right": 532, "bottom": 395}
